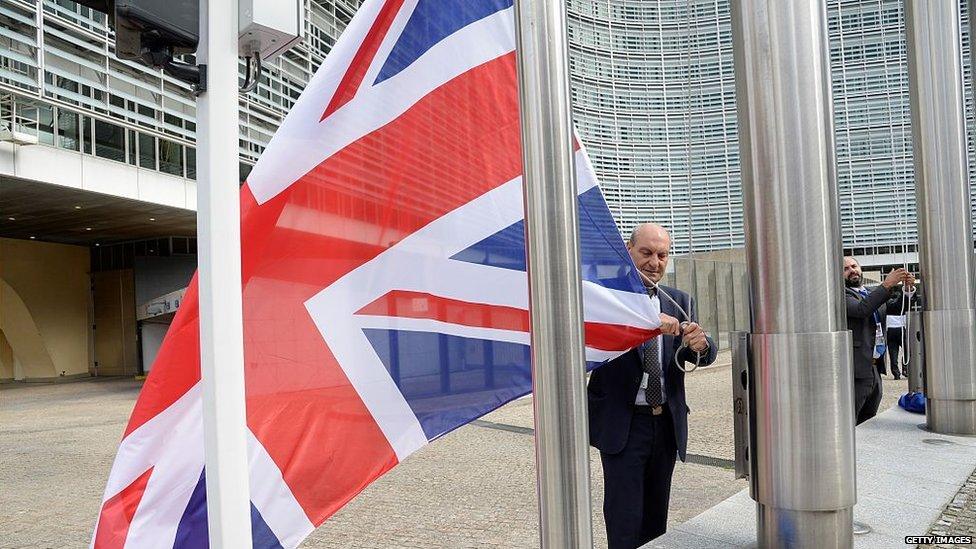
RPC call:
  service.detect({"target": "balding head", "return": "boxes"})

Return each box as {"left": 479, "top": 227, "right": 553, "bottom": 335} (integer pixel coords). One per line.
{"left": 627, "top": 223, "right": 672, "bottom": 285}
{"left": 628, "top": 223, "right": 671, "bottom": 247}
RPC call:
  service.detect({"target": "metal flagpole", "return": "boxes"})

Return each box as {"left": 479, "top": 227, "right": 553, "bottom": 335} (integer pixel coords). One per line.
{"left": 730, "top": 1, "right": 856, "bottom": 546}
{"left": 196, "top": 0, "right": 253, "bottom": 545}
{"left": 906, "top": 0, "right": 976, "bottom": 435}
{"left": 512, "top": 0, "right": 592, "bottom": 546}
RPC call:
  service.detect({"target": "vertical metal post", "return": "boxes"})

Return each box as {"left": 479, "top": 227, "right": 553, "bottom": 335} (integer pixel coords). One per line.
{"left": 907, "top": 0, "right": 976, "bottom": 435}
{"left": 513, "top": 0, "right": 592, "bottom": 546}
{"left": 197, "top": 0, "right": 253, "bottom": 545}
{"left": 907, "top": 310, "right": 925, "bottom": 394}
{"left": 731, "top": 1, "right": 856, "bottom": 547}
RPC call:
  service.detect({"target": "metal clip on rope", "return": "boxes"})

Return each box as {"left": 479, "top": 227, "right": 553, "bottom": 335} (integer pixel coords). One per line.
{"left": 650, "top": 281, "right": 706, "bottom": 374}
{"left": 675, "top": 321, "right": 704, "bottom": 373}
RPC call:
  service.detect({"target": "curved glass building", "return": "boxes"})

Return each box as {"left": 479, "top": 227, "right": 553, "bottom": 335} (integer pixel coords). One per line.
{"left": 567, "top": 0, "right": 742, "bottom": 255}
{"left": 567, "top": 0, "right": 976, "bottom": 267}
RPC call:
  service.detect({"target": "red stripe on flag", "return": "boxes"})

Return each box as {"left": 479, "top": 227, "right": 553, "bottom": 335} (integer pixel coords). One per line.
{"left": 93, "top": 467, "right": 154, "bottom": 549}
{"left": 356, "top": 289, "right": 530, "bottom": 331}
{"left": 321, "top": 0, "right": 406, "bottom": 121}
{"left": 124, "top": 279, "right": 201, "bottom": 437}
{"left": 584, "top": 323, "right": 658, "bottom": 352}
{"left": 357, "top": 290, "right": 657, "bottom": 351}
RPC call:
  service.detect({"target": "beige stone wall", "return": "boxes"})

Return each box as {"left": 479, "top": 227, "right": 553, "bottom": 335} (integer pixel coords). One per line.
{"left": 91, "top": 269, "right": 138, "bottom": 376}
{"left": 0, "top": 238, "right": 91, "bottom": 380}
{"left": 685, "top": 247, "right": 747, "bottom": 264}
{"left": 0, "top": 329, "right": 13, "bottom": 381}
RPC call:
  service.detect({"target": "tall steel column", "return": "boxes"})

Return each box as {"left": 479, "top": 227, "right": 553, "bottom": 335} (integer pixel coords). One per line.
{"left": 513, "top": 0, "right": 592, "bottom": 546}
{"left": 731, "top": 1, "right": 856, "bottom": 547}
{"left": 906, "top": 0, "right": 976, "bottom": 435}
{"left": 197, "top": 0, "right": 253, "bottom": 545}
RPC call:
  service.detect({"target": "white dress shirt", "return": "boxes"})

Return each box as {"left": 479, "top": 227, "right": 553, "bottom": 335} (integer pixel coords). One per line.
{"left": 888, "top": 314, "right": 906, "bottom": 328}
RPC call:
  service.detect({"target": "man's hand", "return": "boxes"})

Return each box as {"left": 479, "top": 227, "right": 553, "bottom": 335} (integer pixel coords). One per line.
{"left": 681, "top": 322, "right": 709, "bottom": 353}
{"left": 882, "top": 268, "right": 912, "bottom": 289}
{"left": 659, "top": 313, "right": 681, "bottom": 336}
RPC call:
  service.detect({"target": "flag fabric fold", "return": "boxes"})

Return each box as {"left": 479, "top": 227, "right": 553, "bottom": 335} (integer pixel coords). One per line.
{"left": 93, "top": 0, "right": 660, "bottom": 546}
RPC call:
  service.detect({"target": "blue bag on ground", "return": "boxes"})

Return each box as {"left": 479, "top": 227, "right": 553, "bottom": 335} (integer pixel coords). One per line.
{"left": 898, "top": 392, "right": 926, "bottom": 414}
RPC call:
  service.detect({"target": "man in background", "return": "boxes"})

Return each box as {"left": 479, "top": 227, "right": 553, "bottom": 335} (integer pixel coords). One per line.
{"left": 844, "top": 257, "right": 914, "bottom": 424}
{"left": 885, "top": 312, "right": 906, "bottom": 380}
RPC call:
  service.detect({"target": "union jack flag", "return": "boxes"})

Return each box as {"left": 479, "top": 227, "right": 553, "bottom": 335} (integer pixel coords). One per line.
{"left": 93, "top": 0, "right": 660, "bottom": 546}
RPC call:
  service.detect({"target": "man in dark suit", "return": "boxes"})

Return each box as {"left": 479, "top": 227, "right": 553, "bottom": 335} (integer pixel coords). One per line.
{"left": 588, "top": 223, "right": 717, "bottom": 549}
{"left": 843, "top": 257, "right": 914, "bottom": 424}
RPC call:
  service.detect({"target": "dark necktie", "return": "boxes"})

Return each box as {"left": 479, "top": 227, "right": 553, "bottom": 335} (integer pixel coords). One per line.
{"left": 642, "top": 288, "right": 664, "bottom": 407}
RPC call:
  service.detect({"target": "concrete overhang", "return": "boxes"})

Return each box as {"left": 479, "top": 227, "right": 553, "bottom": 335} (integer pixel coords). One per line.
{"left": 0, "top": 175, "right": 196, "bottom": 246}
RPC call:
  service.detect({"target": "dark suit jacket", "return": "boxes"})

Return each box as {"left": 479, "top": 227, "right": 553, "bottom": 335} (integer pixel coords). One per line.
{"left": 845, "top": 285, "right": 905, "bottom": 379}
{"left": 587, "top": 285, "right": 717, "bottom": 461}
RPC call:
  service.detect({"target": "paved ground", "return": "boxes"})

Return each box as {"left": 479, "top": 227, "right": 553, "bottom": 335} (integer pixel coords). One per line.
{"left": 0, "top": 352, "right": 911, "bottom": 548}
{"left": 921, "top": 469, "right": 976, "bottom": 548}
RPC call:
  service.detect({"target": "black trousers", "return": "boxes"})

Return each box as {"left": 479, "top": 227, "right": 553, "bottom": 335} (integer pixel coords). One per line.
{"left": 600, "top": 407, "right": 677, "bottom": 549}
{"left": 887, "top": 327, "right": 904, "bottom": 377}
{"left": 854, "top": 372, "right": 882, "bottom": 425}
{"left": 874, "top": 354, "right": 887, "bottom": 376}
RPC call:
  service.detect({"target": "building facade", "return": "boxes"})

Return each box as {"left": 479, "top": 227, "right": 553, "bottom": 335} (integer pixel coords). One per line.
{"left": 5, "top": 0, "right": 972, "bottom": 261}
{"left": 567, "top": 0, "right": 741, "bottom": 255}
{"left": 828, "top": 0, "right": 976, "bottom": 269}
{"left": 0, "top": 0, "right": 361, "bottom": 381}
{"left": 0, "top": 0, "right": 361, "bottom": 182}
{"left": 567, "top": 0, "right": 976, "bottom": 266}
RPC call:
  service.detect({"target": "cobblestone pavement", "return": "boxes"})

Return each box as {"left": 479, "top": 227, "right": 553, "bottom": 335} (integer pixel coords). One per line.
{"left": 920, "top": 469, "right": 976, "bottom": 549}
{"left": 0, "top": 352, "right": 912, "bottom": 548}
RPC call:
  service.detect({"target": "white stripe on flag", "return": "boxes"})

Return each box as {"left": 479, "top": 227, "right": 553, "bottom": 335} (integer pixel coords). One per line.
{"left": 247, "top": 431, "right": 315, "bottom": 548}
{"left": 123, "top": 386, "right": 205, "bottom": 548}
{"left": 353, "top": 315, "right": 633, "bottom": 364}
{"left": 98, "top": 383, "right": 203, "bottom": 503}
{"left": 248, "top": 6, "right": 516, "bottom": 204}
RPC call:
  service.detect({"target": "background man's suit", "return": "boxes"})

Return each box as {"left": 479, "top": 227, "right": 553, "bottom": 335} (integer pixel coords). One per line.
{"left": 587, "top": 285, "right": 717, "bottom": 549}
{"left": 845, "top": 285, "right": 904, "bottom": 424}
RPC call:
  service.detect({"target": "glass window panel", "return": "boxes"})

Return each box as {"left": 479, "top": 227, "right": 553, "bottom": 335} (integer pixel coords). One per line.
{"left": 158, "top": 139, "right": 184, "bottom": 176}
{"left": 138, "top": 132, "right": 156, "bottom": 169}
{"left": 57, "top": 110, "right": 80, "bottom": 151}
{"left": 239, "top": 162, "right": 253, "bottom": 183}
{"left": 37, "top": 105, "right": 54, "bottom": 145}
{"left": 82, "top": 116, "right": 93, "bottom": 155}
{"left": 186, "top": 147, "right": 196, "bottom": 180}
{"left": 164, "top": 113, "right": 182, "bottom": 128}
{"left": 127, "top": 129, "right": 137, "bottom": 165}
{"left": 94, "top": 119, "right": 125, "bottom": 162}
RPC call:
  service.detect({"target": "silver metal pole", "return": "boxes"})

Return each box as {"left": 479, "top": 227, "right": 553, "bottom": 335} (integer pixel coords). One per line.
{"left": 197, "top": 0, "right": 253, "bottom": 545}
{"left": 512, "top": 0, "right": 592, "bottom": 546}
{"left": 906, "top": 0, "right": 976, "bottom": 435}
{"left": 731, "top": 1, "right": 856, "bottom": 547}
